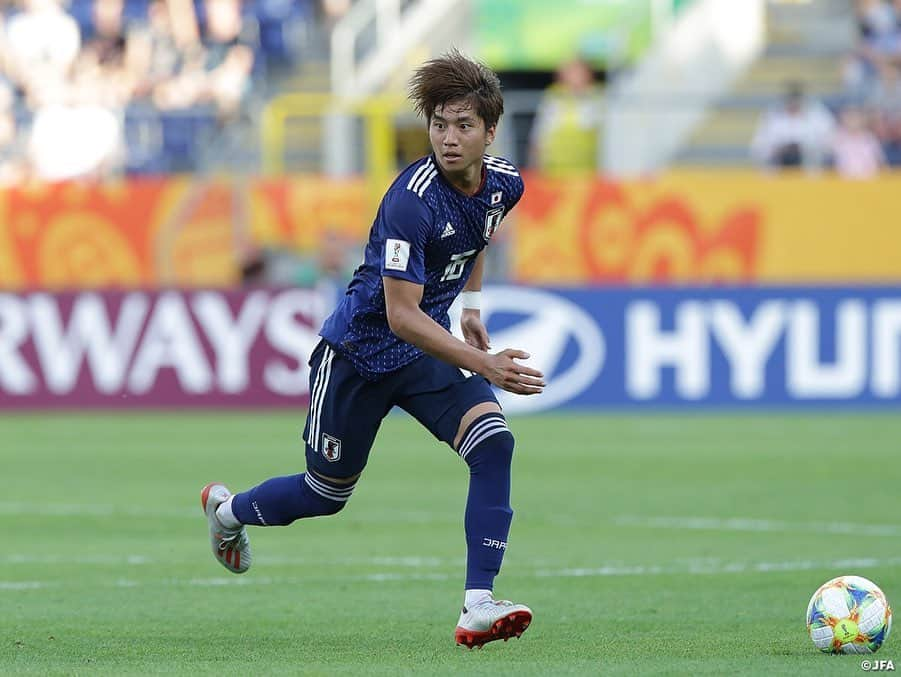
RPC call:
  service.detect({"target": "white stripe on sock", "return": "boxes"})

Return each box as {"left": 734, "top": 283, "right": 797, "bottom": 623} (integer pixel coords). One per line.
{"left": 458, "top": 416, "right": 507, "bottom": 458}
{"left": 460, "top": 424, "right": 508, "bottom": 460}
{"left": 304, "top": 473, "right": 355, "bottom": 497}
{"left": 304, "top": 473, "right": 356, "bottom": 502}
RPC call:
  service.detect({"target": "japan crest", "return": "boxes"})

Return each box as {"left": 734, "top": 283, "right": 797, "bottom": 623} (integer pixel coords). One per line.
{"left": 484, "top": 207, "right": 504, "bottom": 241}
{"left": 322, "top": 434, "right": 342, "bottom": 462}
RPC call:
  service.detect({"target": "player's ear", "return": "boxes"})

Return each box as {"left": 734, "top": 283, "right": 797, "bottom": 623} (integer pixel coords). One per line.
{"left": 485, "top": 124, "right": 496, "bottom": 147}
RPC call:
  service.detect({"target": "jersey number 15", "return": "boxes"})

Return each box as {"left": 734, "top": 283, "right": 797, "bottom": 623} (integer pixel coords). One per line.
{"left": 441, "top": 249, "right": 477, "bottom": 282}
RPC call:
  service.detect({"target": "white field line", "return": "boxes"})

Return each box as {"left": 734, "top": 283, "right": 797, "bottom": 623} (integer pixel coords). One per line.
{"left": 0, "top": 502, "right": 447, "bottom": 524}
{"left": 0, "top": 554, "right": 460, "bottom": 567}
{"left": 7, "top": 502, "right": 900, "bottom": 538}
{"left": 5, "top": 556, "right": 901, "bottom": 592}
{"left": 0, "top": 582, "right": 46, "bottom": 590}
{"left": 614, "top": 516, "right": 901, "bottom": 537}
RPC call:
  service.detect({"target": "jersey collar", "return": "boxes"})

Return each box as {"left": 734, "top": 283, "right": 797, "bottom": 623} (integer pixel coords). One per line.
{"left": 432, "top": 154, "right": 487, "bottom": 198}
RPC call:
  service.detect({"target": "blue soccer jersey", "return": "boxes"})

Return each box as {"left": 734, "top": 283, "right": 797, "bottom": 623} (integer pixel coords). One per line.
{"left": 319, "top": 154, "right": 524, "bottom": 380}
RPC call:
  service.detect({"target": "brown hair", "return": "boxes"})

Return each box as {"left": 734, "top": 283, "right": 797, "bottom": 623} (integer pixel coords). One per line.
{"left": 408, "top": 49, "right": 504, "bottom": 129}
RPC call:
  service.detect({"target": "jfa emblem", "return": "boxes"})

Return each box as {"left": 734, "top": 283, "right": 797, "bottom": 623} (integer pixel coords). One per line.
{"left": 484, "top": 207, "right": 504, "bottom": 241}
{"left": 490, "top": 191, "right": 503, "bottom": 205}
{"left": 322, "top": 434, "right": 342, "bottom": 462}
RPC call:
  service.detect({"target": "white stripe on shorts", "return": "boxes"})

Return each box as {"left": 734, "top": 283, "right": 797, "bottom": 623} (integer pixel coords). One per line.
{"left": 308, "top": 345, "right": 334, "bottom": 452}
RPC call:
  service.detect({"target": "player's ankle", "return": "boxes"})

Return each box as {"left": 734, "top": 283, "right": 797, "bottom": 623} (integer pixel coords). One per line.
{"left": 215, "top": 497, "right": 242, "bottom": 530}
{"left": 464, "top": 588, "right": 493, "bottom": 607}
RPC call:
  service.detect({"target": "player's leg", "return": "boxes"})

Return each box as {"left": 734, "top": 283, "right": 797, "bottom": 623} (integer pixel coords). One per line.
{"left": 452, "top": 401, "right": 532, "bottom": 647}
{"left": 201, "top": 341, "right": 389, "bottom": 574}
{"left": 395, "top": 359, "right": 531, "bottom": 647}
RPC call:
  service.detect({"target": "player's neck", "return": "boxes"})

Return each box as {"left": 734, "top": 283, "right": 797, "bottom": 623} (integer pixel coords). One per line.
{"left": 439, "top": 161, "right": 486, "bottom": 197}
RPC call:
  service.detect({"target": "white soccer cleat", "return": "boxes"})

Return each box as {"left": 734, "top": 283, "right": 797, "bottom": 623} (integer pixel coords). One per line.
{"left": 200, "top": 482, "right": 252, "bottom": 574}
{"left": 454, "top": 597, "right": 532, "bottom": 649}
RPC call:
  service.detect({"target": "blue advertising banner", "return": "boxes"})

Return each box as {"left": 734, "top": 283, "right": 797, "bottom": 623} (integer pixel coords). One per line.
{"left": 3, "top": 286, "right": 899, "bottom": 410}
{"left": 456, "top": 286, "right": 901, "bottom": 412}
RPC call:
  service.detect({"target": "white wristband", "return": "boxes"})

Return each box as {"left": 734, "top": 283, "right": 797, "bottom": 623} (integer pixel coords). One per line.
{"left": 460, "top": 291, "right": 481, "bottom": 310}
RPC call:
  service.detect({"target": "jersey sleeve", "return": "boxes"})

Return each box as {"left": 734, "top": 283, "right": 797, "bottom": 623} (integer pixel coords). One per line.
{"left": 378, "top": 189, "right": 434, "bottom": 284}
{"left": 504, "top": 174, "right": 525, "bottom": 213}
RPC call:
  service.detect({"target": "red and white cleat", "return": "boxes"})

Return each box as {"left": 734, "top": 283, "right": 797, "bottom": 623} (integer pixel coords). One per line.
{"left": 200, "top": 482, "right": 252, "bottom": 574}
{"left": 454, "top": 598, "right": 532, "bottom": 649}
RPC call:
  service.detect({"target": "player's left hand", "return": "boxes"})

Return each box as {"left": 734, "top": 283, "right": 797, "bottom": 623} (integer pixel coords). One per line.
{"left": 460, "top": 309, "right": 490, "bottom": 351}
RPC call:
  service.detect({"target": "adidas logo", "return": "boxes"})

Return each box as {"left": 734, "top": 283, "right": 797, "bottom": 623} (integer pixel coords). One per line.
{"left": 441, "top": 222, "right": 456, "bottom": 239}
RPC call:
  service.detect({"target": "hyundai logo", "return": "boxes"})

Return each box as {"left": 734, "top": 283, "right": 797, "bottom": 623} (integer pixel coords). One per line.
{"left": 451, "top": 286, "right": 605, "bottom": 413}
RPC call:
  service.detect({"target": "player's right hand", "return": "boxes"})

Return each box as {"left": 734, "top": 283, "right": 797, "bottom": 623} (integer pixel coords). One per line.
{"left": 481, "top": 349, "right": 545, "bottom": 396}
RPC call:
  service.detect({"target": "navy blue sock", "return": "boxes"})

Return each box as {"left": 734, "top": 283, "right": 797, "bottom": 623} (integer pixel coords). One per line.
{"left": 231, "top": 472, "right": 356, "bottom": 526}
{"left": 458, "top": 412, "right": 514, "bottom": 590}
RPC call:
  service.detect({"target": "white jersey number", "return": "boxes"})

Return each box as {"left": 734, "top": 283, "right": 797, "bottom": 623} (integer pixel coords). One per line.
{"left": 440, "top": 249, "right": 477, "bottom": 282}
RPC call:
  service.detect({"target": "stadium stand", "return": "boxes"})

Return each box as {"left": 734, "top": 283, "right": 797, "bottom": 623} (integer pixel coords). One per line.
{"left": 677, "top": 0, "right": 851, "bottom": 167}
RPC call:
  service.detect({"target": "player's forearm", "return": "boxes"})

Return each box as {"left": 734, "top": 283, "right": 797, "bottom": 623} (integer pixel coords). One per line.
{"left": 387, "top": 306, "right": 489, "bottom": 375}
{"left": 463, "top": 251, "right": 486, "bottom": 292}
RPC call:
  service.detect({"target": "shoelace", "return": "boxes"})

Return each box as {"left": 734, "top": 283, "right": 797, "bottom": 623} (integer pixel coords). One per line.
{"left": 216, "top": 530, "right": 244, "bottom": 551}
{"left": 472, "top": 598, "right": 513, "bottom": 612}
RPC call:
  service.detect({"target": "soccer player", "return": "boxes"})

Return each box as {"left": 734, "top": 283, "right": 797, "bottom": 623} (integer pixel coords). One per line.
{"left": 201, "top": 50, "right": 544, "bottom": 648}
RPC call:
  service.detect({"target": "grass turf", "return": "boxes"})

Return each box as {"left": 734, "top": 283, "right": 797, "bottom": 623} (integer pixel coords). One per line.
{"left": 2, "top": 412, "right": 900, "bottom": 675}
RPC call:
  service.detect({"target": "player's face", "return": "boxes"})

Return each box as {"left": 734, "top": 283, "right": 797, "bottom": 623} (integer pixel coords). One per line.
{"left": 429, "top": 101, "right": 496, "bottom": 187}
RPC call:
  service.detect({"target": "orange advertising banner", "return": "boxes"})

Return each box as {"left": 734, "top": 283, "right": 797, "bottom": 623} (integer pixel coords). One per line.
{"left": 0, "top": 171, "right": 899, "bottom": 289}
{"left": 513, "top": 170, "right": 901, "bottom": 284}
{"left": 0, "top": 177, "right": 371, "bottom": 289}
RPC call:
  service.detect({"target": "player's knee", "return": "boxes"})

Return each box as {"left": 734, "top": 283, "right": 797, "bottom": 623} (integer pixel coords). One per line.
{"left": 304, "top": 471, "right": 357, "bottom": 516}
{"left": 318, "top": 496, "right": 348, "bottom": 516}
{"left": 457, "top": 412, "right": 514, "bottom": 470}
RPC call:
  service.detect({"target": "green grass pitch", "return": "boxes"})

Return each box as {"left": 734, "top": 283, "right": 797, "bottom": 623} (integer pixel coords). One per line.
{"left": 3, "top": 412, "right": 900, "bottom": 675}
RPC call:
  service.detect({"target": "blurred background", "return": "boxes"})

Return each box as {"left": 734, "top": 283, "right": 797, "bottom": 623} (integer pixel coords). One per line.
{"left": 4, "top": 5, "right": 900, "bottom": 670}
{"left": 1, "top": 0, "right": 900, "bottom": 411}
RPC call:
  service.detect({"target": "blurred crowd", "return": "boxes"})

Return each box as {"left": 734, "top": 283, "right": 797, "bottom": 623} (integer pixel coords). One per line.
{"left": 752, "top": 0, "right": 901, "bottom": 178}
{"left": 0, "top": 0, "right": 326, "bottom": 182}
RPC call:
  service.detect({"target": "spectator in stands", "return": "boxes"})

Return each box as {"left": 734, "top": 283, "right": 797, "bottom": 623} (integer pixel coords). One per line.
{"left": 319, "top": 0, "right": 351, "bottom": 32}
{"left": 529, "top": 57, "right": 604, "bottom": 176}
{"left": 201, "top": 0, "right": 255, "bottom": 117}
{"left": 27, "top": 69, "right": 126, "bottom": 181}
{"left": 870, "top": 62, "right": 901, "bottom": 164}
{"left": 80, "top": 0, "right": 144, "bottom": 107}
{"left": 0, "top": 79, "right": 24, "bottom": 184}
{"left": 4, "top": 0, "right": 81, "bottom": 106}
{"left": 153, "top": 0, "right": 254, "bottom": 118}
{"left": 127, "top": 0, "right": 183, "bottom": 100}
{"left": 85, "top": 0, "right": 128, "bottom": 67}
{"left": 831, "top": 105, "right": 885, "bottom": 179}
{"left": 750, "top": 82, "right": 835, "bottom": 171}
{"left": 844, "top": 0, "right": 901, "bottom": 99}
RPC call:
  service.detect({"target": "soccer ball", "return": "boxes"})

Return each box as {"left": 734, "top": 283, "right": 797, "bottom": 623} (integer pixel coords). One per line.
{"left": 806, "top": 575, "right": 892, "bottom": 654}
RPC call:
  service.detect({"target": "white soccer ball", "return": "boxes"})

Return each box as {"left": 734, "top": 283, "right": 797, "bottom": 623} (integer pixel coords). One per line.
{"left": 806, "top": 575, "right": 892, "bottom": 654}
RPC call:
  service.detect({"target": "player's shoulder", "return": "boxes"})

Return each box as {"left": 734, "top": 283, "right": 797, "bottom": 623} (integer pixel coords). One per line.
{"left": 394, "top": 155, "right": 440, "bottom": 199}
{"left": 382, "top": 156, "right": 439, "bottom": 217}
{"left": 483, "top": 154, "right": 524, "bottom": 197}
{"left": 483, "top": 154, "right": 521, "bottom": 177}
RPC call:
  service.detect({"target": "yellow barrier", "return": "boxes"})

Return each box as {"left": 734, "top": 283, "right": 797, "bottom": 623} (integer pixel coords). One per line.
{"left": 261, "top": 93, "right": 405, "bottom": 192}
{"left": 513, "top": 170, "right": 901, "bottom": 283}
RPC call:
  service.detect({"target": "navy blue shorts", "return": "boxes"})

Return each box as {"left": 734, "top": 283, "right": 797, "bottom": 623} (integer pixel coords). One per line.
{"left": 302, "top": 340, "right": 498, "bottom": 478}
